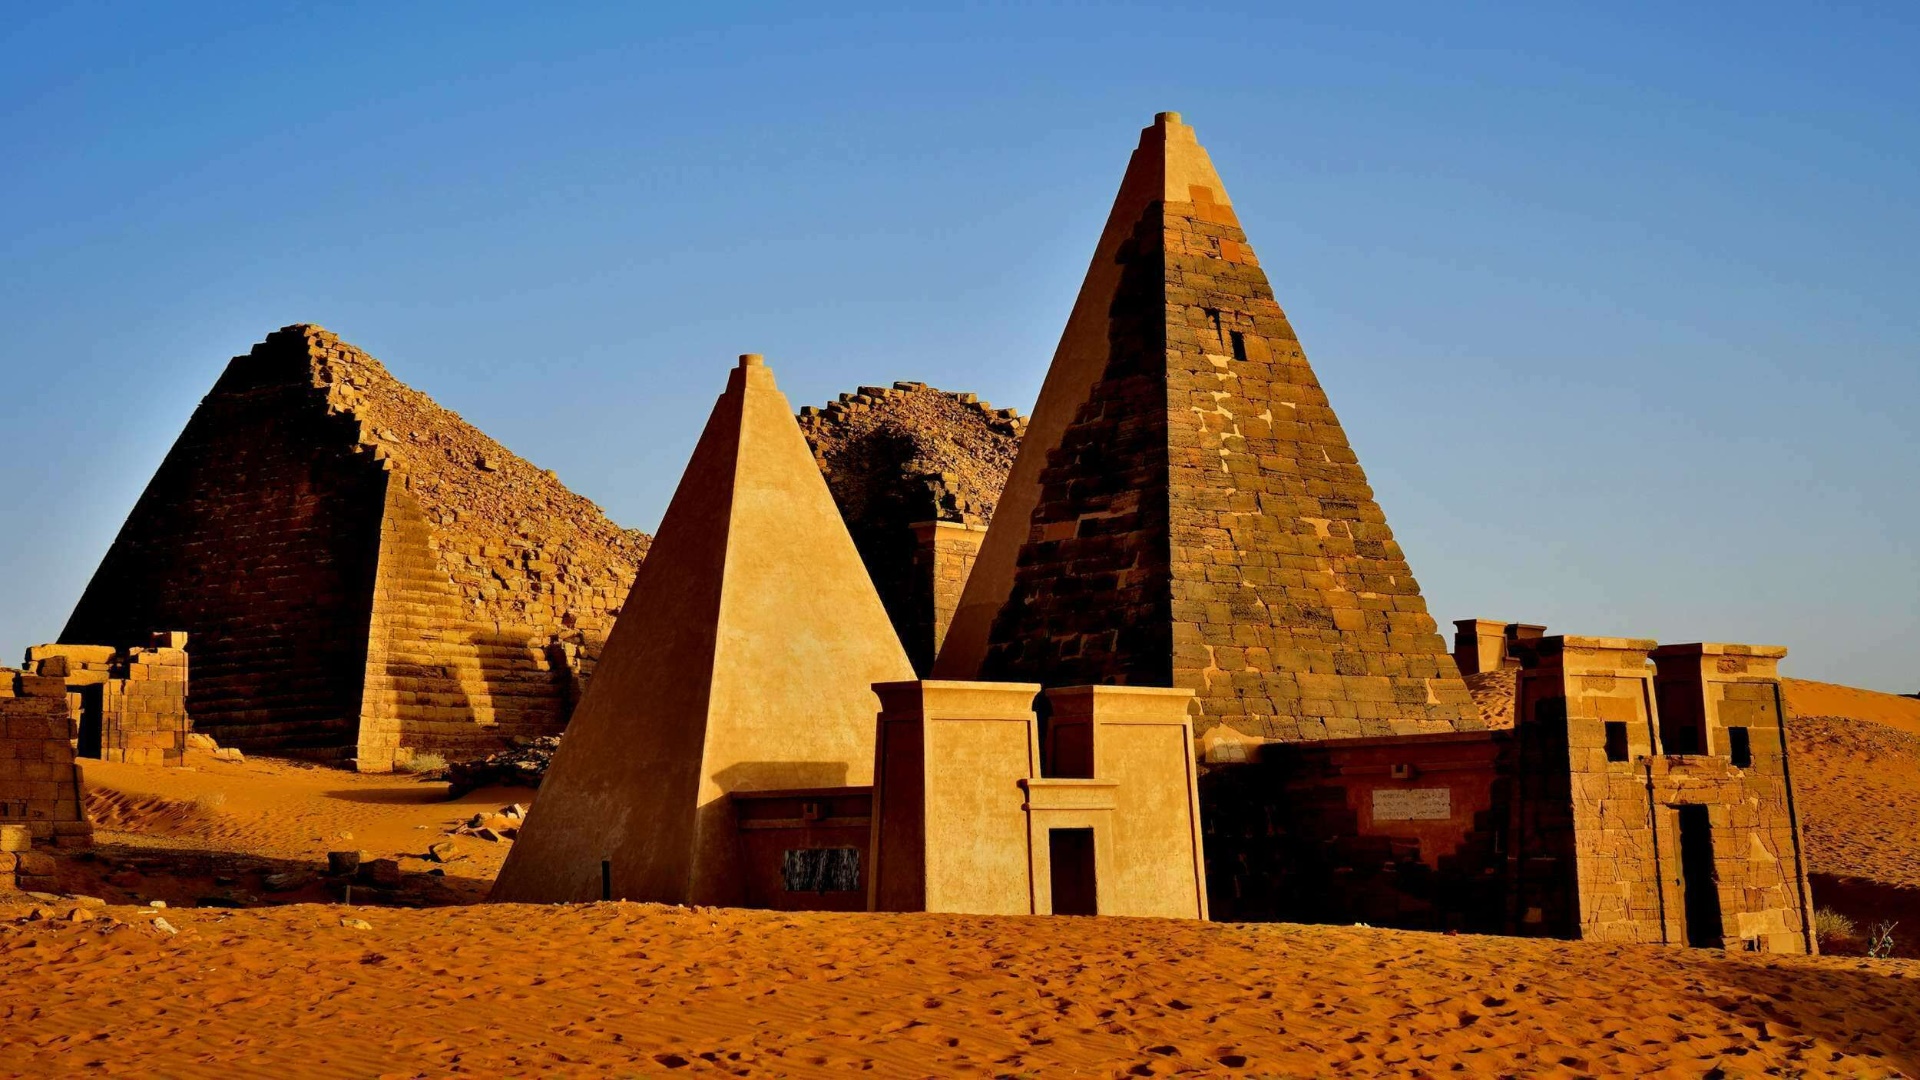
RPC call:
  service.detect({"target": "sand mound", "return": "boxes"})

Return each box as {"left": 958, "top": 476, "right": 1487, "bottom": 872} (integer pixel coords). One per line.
{"left": 84, "top": 788, "right": 229, "bottom": 843}
{"left": 1790, "top": 716, "right": 1920, "bottom": 891}
{"left": 69, "top": 757, "right": 536, "bottom": 907}
{"left": 1786, "top": 679, "right": 1920, "bottom": 736}
{"left": 0, "top": 902, "right": 1913, "bottom": 1077}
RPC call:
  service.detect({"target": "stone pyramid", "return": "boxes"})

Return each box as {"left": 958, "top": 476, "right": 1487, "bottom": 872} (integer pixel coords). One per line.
{"left": 936, "top": 113, "right": 1481, "bottom": 742}
{"left": 62, "top": 325, "right": 646, "bottom": 769}
{"left": 492, "top": 355, "right": 915, "bottom": 906}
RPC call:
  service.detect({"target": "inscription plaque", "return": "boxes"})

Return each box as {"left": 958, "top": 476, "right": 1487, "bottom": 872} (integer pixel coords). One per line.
{"left": 1372, "top": 787, "right": 1451, "bottom": 821}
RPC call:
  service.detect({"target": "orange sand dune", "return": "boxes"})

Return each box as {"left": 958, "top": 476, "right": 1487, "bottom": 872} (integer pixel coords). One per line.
{"left": 1792, "top": 716, "right": 1920, "bottom": 893}
{"left": 1781, "top": 679, "right": 1920, "bottom": 957}
{"left": 1786, "top": 678, "right": 1920, "bottom": 736}
{"left": 2, "top": 901, "right": 1916, "bottom": 1078}
{"left": 68, "top": 757, "right": 527, "bottom": 906}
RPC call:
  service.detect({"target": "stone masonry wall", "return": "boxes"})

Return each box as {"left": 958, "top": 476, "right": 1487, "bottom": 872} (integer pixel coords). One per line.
{"left": 1510, "top": 636, "right": 1812, "bottom": 953}
{"left": 0, "top": 671, "right": 92, "bottom": 852}
{"left": 982, "top": 180, "right": 1480, "bottom": 740}
{"left": 26, "top": 636, "right": 192, "bottom": 765}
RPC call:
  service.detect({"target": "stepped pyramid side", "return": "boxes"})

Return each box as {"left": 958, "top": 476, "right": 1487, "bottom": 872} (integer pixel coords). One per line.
{"left": 61, "top": 325, "right": 648, "bottom": 766}
{"left": 492, "top": 356, "right": 914, "bottom": 906}
{"left": 966, "top": 114, "right": 1480, "bottom": 741}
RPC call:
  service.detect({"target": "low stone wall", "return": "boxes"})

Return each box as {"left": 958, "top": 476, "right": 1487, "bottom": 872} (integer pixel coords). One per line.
{"left": 0, "top": 670, "right": 92, "bottom": 853}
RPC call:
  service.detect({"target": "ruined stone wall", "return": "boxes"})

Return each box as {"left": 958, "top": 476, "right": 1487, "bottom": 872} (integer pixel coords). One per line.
{"left": 1510, "top": 637, "right": 1812, "bottom": 953}
{"left": 0, "top": 671, "right": 91, "bottom": 852}
{"left": 800, "top": 382, "right": 1020, "bottom": 673}
{"left": 63, "top": 326, "right": 646, "bottom": 767}
{"left": 27, "top": 636, "right": 192, "bottom": 765}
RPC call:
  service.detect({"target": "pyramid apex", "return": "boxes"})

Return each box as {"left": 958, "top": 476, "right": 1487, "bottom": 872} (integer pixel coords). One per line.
{"left": 738, "top": 353, "right": 764, "bottom": 368}
{"left": 1155, "top": 111, "right": 1182, "bottom": 125}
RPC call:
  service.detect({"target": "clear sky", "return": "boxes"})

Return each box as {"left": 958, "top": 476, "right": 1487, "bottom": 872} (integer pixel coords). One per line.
{"left": 2, "top": 3, "right": 1915, "bottom": 692}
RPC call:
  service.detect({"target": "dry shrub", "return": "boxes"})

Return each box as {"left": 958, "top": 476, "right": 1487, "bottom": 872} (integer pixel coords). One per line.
{"left": 1814, "top": 908, "right": 1857, "bottom": 950}
{"left": 401, "top": 752, "right": 448, "bottom": 776}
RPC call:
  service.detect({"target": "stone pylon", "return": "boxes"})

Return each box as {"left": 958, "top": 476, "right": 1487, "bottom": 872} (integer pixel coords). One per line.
{"left": 935, "top": 113, "right": 1481, "bottom": 742}
{"left": 492, "top": 355, "right": 915, "bottom": 906}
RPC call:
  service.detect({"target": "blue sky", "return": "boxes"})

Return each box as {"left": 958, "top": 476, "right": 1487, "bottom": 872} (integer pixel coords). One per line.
{"left": 2, "top": 2, "right": 1915, "bottom": 691}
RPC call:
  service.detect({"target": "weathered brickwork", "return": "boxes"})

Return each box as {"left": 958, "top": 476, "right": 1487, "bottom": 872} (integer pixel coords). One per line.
{"left": 801, "top": 382, "right": 1021, "bottom": 673}
{"left": 0, "top": 671, "right": 92, "bottom": 856}
{"left": 1510, "top": 636, "right": 1813, "bottom": 953}
{"left": 907, "top": 521, "right": 988, "bottom": 673}
{"left": 980, "top": 114, "right": 1480, "bottom": 740}
{"left": 1203, "top": 731, "right": 1511, "bottom": 929}
{"left": 62, "top": 325, "right": 648, "bottom": 769}
{"left": 25, "top": 635, "right": 191, "bottom": 765}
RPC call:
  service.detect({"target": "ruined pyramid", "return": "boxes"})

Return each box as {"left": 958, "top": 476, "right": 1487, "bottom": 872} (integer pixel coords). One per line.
{"left": 491, "top": 355, "right": 915, "bottom": 906}
{"left": 61, "top": 325, "right": 647, "bottom": 768}
{"left": 936, "top": 113, "right": 1481, "bottom": 742}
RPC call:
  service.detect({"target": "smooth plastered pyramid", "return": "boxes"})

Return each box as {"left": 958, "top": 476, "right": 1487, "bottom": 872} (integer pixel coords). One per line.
{"left": 492, "top": 355, "right": 914, "bottom": 905}
{"left": 936, "top": 113, "right": 1481, "bottom": 741}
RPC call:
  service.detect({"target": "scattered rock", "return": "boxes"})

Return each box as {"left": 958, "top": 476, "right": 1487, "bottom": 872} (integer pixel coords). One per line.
{"left": 426, "top": 840, "right": 463, "bottom": 863}
{"left": 340, "top": 917, "right": 372, "bottom": 931}
{"left": 446, "top": 737, "right": 560, "bottom": 795}
{"left": 152, "top": 917, "right": 178, "bottom": 936}
{"left": 328, "top": 851, "right": 368, "bottom": 877}
{"left": 263, "top": 871, "right": 316, "bottom": 892}
{"left": 360, "top": 858, "right": 402, "bottom": 887}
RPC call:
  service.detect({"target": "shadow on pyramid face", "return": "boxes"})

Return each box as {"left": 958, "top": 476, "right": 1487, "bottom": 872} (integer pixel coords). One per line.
{"left": 707, "top": 761, "right": 851, "bottom": 794}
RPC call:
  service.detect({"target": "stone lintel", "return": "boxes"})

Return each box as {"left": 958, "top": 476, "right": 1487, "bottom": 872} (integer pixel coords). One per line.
{"left": 1045, "top": 685, "right": 1195, "bottom": 725}
{"left": 874, "top": 679, "right": 1041, "bottom": 723}
{"left": 1649, "top": 642, "right": 1788, "bottom": 660}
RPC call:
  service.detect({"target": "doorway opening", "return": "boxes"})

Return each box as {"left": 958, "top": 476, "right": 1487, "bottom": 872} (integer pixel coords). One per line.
{"left": 76, "top": 684, "right": 104, "bottom": 759}
{"left": 1676, "top": 804, "right": 1722, "bottom": 947}
{"left": 1048, "top": 827, "right": 1097, "bottom": 916}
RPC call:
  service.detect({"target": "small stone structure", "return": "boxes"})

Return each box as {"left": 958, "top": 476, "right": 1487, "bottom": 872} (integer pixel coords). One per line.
{"left": 23, "top": 633, "right": 191, "bottom": 764}
{"left": 1510, "top": 636, "right": 1813, "bottom": 952}
{"left": 62, "top": 325, "right": 648, "bottom": 769}
{"left": 801, "top": 382, "right": 1021, "bottom": 674}
{"left": 868, "top": 681, "right": 1207, "bottom": 919}
{"left": 0, "top": 669, "right": 93, "bottom": 860}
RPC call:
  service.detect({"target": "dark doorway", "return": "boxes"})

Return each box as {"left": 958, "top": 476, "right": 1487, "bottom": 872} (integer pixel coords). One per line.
{"left": 1048, "top": 827, "right": 1097, "bottom": 916}
{"left": 1676, "top": 805, "right": 1722, "bottom": 947}
{"left": 76, "top": 684, "right": 104, "bottom": 760}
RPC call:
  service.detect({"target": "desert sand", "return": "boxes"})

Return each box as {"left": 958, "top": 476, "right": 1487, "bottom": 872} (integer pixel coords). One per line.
{"left": 4, "top": 682, "right": 1920, "bottom": 1076}
{"left": 4, "top": 900, "right": 1917, "bottom": 1078}
{"left": 1782, "top": 681, "right": 1920, "bottom": 960}
{"left": 1786, "top": 679, "right": 1920, "bottom": 736}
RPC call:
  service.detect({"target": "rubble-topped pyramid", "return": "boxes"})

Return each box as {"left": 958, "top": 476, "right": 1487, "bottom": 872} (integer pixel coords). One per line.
{"left": 799, "top": 381, "right": 1022, "bottom": 671}
{"left": 63, "top": 325, "right": 648, "bottom": 769}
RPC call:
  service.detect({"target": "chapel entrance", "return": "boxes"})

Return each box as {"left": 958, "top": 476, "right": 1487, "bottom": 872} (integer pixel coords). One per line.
{"left": 1048, "top": 827, "right": 1097, "bottom": 916}
{"left": 1676, "top": 804, "right": 1723, "bottom": 947}
{"left": 76, "top": 684, "right": 104, "bottom": 760}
